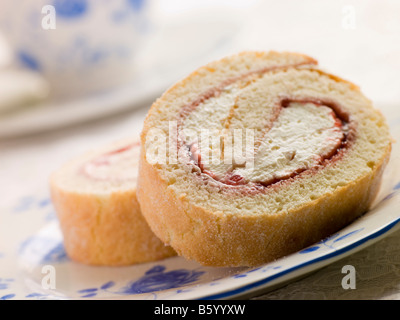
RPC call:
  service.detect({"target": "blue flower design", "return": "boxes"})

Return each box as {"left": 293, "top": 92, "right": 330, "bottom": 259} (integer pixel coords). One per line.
{"left": 0, "top": 279, "right": 15, "bottom": 299}
{"left": 299, "top": 228, "right": 364, "bottom": 254}
{"left": 12, "top": 195, "right": 52, "bottom": 214}
{"left": 246, "top": 266, "right": 263, "bottom": 273}
{"left": 17, "top": 51, "right": 40, "bottom": 71}
{"left": 25, "top": 292, "right": 50, "bottom": 299}
{"left": 0, "top": 278, "right": 14, "bottom": 290}
{"left": 78, "top": 288, "right": 99, "bottom": 298}
{"left": 300, "top": 246, "right": 320, "bottom": 253}
{"left": 261, "top": 265, "right": 282, "bottom": 273}
{"left": 126, "top": 0, "right": 145, "bottom": 11}
{"left": 382, "top": 181, "right": 400, "bottom": 201}
{"left": 41, "top": 242, "right": 68, "bottom": 264}
{"left": 53, "top": 0, "right": 88, "bottom": 18}
{"left": 12, "top": 196, "right": 35, "bottom": 213}
{"left": 78, "top": 281, "right": 116, "bottom": 298}
{"left": 19, "top": 237, "right": 69, "bottom": 264}
{"left": 118, "top": 265, "right": 205, "bottom": 294}
{"left": 233, "top": 274, "right": 247, "bottom": 278}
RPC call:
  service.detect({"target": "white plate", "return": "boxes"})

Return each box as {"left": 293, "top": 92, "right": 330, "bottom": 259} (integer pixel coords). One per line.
{"left": 1, "top": 144, "right": 399, "bottom": 300}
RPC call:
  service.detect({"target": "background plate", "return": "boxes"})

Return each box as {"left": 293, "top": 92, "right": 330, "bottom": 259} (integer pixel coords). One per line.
{"left": 0, "top": 3, "right": 239, "bottom": 139}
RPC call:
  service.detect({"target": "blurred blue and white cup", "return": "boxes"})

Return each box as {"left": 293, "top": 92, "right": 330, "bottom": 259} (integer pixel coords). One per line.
{"left": 0, "top": 0, "right": 149, "bottom": 98}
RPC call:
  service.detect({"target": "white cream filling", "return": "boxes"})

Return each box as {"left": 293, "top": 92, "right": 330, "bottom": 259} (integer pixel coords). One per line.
{"left": 82, "top": 144, "right": 140, "bottom": 181}
{"left": 235, "top": 102, "right": 343, "bottom": 184}
{"left": 181, "top": 87, "right": 344, "bottom": 185}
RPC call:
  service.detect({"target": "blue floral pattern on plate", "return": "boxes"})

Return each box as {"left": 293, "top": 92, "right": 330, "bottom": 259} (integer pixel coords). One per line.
{"left": 17, "top": 51, "right": 41, "bottom": 71}
{"left": 117, "top": 265, "right": 205, "bottom": 294}
{"left": 75, "top": 266, "right": 205, "bottom": 298}
{"left": 41, "top": 242, "right": 69, "bottom": 264}
{"left": 0, "top": 279, "right": 15, "bottom": 300}
{"left": 126, "top": 0, "right": 145, "bottom": 11}
{"left": 53, "top": 0, "right": 88, "bottom": 18}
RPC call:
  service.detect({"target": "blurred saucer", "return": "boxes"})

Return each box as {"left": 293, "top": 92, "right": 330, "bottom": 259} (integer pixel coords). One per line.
{"left": 0, "top": 68, "right": 166, "bottom": 139}
{"left": 0, "top": 4, "right": 240, "bottom": 139}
